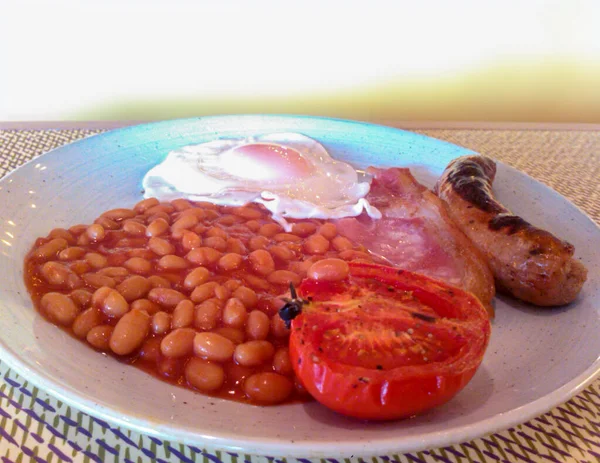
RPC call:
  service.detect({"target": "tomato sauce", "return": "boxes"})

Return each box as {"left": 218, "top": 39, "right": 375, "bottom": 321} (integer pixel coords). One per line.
{"left": 24, "top": 198, "right": 376, "bottom": 405}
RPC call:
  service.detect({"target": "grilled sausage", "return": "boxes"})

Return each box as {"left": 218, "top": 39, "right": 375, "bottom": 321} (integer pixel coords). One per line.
{"left": 435, "top": 155, "right": 587, "bottom": 306}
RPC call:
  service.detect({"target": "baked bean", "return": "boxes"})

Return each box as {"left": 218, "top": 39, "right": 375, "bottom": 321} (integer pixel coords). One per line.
{"left": 116, "top": 237, "right": 147, "bottom": 248}
{"left": 190, "top": 281, "right": 218, "bottom": 303}
{"left": 148, "top": 236, "right": 175, "bottom": 256}
{"left": 215, "top": 215, "right": 240, "bottom": 226}
{"left": 213, "top": 326, "right": 245, "bottom": 344}
{"left": 49, "top": 228, "right": 75, "bottom": 245}
{"left": 41, "top": 261, "right": 79, "bottom": 287}
{"left": 232, "top": 206, "right": 262, "bottom": 220}
{"left": 40, "top": 292, "right": 80, "bottom": 325}
{"left": 267, "top": 270, "right": 301, "bottom": 286}
{"left": 223, "top": 279, "right": 242, "bottom": 291}
{"left": 172, "top": 299, "right": 195, "bottom": 329}
{"left": 69, "top": 261, "right": 91, "bottom": 275}
{"left": 244, "top": 372, "right": 293, "bottom": 404}
{"left": 152, "top": 311, "right": 171, "bottom": 335}
{"left": 185, "top": 358, "right": 225, "bottom": 392}
{"left": 271, "top": 313, "right": 290, "bottom": 338}
{"left": 97, "top": 266, "right": 129, "bottom": 278}
{"left": 145, "top": 204, "right": 175, "bottom": 216}
{"left": 227, "top": 238, "right": 247, "bottom": 255}
{"left": 194, "top": 299, "right": 221, "bottom": 330}
{"left": 288, "top": 259, "right": 314, "bottom": 278}
{"left": 134, "top": 197, "right": 160, "bottom": 213}
{"left": 68, "top": 224, "right": 88, "bottom": 236}
{"left": 58, "top": 246, "right": 86, "bottom": 261}
{"left": 123, "top": 220, "right": 146, "bottom": 236}
{"left": 83, "top": 273, "right": 115, "bottom": 288}
{"left": 171, "top": 198, "right": 192, "bottom": 211}
{"left": 146, "top": 218, "right": 169, "bottom": 237}
{"left": 218, "top": 253, "right": 243, "bottom": 272}
{"left": 222, "top": 297, "right": 247, "bottom": 328}
{"left": 234, "top": 340, "right": 275, "bottom": 367}
{"left": 101, "top": 208, "right": 136, "bottom": 221}
{"left": 94, "top": 217, "right": 119, "bottom": 231}
{"left": 110, "top": 309, "right": 151, "bottom": 355}
{"left": 172, "top": 214, "right": 198, "bottom": 231}
{"left": 307, "top": 258, "right": 348, "bottom": 281}
{"left": 158, "top": 357, "right": 184, "bottom": 379}
{"left": 258, "top": 223, "right": 282, "bottom": 237}
{"left": 70, "top": 288, "right": 93, "bottom": 308}
{"left": 246, "top": 310, "right": 270, "bottom": 340}
{"left": 85, "top": 224, "right": 106, "bottom": 242}
{"left": 195, "top": 201, "right": 219, "bottom": 208}
{"left": 205, "top": 226, "right": 228, "bottom": 239}
{"left": 183, "top": 267, "right": 210, "bottom": 290}
{"left": 338, "top": 249, "right": 372, "bottom": 261}
{"left": 131, "top": 298, "right": 161, "bottom": 314}
{"left": 186, "top": 247, "right": 222, "bottom": 266}
{"left": 273, "top": 233, "right": 302, "bottom": 243}
{"left": 331, "top": 235, "right": 353, "bottom": 251}
{"left": 139, "top": 337, "right": 161, "bottom": 363}
{"left": 192, "top": 223, "right": 209, "bottom": 235}
{"left": 291, "top": 222, "right": 317, "bottom": 237}
{"left": 318, "top": 222, "right": 338, "bottom": 240}
{"left": 214, "top": 285, "right": 230, "bottom": 301}
{"left": 181, "top": 231, "right": 201, "bottom": 251}
{"left": 86, "top": 325, "right": 113, "bottom": 351}
{"left": 77, "top": 233, "right": 91, "bottom": 246}
{"left": 232, "top": 286, "right": 258, "bottom": 309}
{"left": 147, "top": 212, "right": 170, "bottom": 224}
{"left": 203, "top": 236, "right": 228, "bottom": 251}
{"left": 248, "top": 235, "right": 269, "bottom": 251}
{"left": 91, "top": 286, "right": 112, "bottom": 306}
{"left": 268, "top": 244, "right": 295, "bottom": 262}
{"left": 157, "top": 254, "right": 189, "bottom": 270}
{"left": 101, "top": 289, "right": 129, "bottom": 318}
{"left": 273, "top": 347, "right": 293, "bottom": 375}
{"left": 85, "top": 252, "right": 108, "bottom": 269}
{"left": 115, "top": 275, "right": 151, "bottom": 301}
{"left": 304, "top": 234, "right": 329, "bottom": 254}
{"left": 34, "top": 238, "right": 68, "bottom": 261}
{"left": 72, "top": 307, "right": 102, "bottom": 338}
{"left": 193, "top": 332, "right": 235, "bottom": 362}
{"left": 147, "top": 275, "right": 171, "bottom": 288}
{"left": 240, "top": 273, "right": 271, "bottom": 291}
{"left": 148, "top": 287, "right": 187, "bottom": 308}
{"left": 124, "top": 257, "right": 152, "bottom": 274}
{"left": 226, "top": 363, "right": 254, "bottom": 384}
{"left": 248, "top": 249, "right": 275, "bottom": 276}
{"left": 160, "top": 328, "right": 196, "bottom": 357}
{"left": 245, "top": 220, "right": 261, "bottom": 232}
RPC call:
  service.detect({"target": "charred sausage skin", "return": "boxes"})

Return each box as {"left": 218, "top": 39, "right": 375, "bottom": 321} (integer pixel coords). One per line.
{"left": 435, "top": 155, "right": 587, "bottom": 306}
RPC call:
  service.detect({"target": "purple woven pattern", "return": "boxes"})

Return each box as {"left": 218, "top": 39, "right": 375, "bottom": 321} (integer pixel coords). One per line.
{"left": 1, "top": 128, "right": 599, "bottom": 463}
{"left": 2, "top": 361, "right": 600, "bottom": 462}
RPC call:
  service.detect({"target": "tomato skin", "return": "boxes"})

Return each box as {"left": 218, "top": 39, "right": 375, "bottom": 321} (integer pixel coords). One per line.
{"left": 289, "top": 262, "right": 491, "bottom": 421}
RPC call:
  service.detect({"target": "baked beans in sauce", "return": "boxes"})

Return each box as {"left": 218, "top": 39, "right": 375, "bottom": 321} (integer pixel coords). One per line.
{"left": 24, "top": 198, "right": 376, "bottom": 405}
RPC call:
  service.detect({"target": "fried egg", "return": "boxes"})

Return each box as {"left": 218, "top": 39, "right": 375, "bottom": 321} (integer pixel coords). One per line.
{"left": 142, "top": 133, "right": 380, "bottom": 228}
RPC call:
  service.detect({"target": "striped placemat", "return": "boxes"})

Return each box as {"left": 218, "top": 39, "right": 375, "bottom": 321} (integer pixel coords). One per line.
{"left": 1, "top": 126, "right": 599, "bottom": 463}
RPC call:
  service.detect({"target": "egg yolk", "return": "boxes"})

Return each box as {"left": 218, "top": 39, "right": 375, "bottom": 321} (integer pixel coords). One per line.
{"left": 222, "top": 143, "right": 315, "bottom": 181}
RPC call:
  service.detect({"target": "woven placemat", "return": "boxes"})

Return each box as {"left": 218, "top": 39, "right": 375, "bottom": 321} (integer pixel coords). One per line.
{"left": 0, "top": 127, "right": 599, "bottom": 463}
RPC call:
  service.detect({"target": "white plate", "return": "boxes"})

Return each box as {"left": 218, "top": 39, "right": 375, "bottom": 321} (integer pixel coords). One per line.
{"left": 0, "top": 116, "right": 599, "bottom": 458}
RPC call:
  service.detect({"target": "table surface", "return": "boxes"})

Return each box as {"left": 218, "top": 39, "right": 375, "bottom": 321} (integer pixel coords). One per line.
{"left": 1, "top": 123, "right": 599, "bottom": 463}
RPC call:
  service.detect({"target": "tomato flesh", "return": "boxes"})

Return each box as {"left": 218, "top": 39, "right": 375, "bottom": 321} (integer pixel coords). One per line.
{"left": 288, "top": 262, "right": 491, "bottom": 420}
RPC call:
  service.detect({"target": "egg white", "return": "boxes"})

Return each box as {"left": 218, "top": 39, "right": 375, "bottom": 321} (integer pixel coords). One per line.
{"left": 142, "top": 133, "right": 380, "bottom": 229}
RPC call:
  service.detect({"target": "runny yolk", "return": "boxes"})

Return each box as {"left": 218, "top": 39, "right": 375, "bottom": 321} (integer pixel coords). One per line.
{"left": 223, "top": 143, "right": 315, "bottom": 181}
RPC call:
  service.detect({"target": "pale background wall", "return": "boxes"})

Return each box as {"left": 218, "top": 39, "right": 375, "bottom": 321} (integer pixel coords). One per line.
{"left": 1, "top": 0, "right": 599, "bottom": 123}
